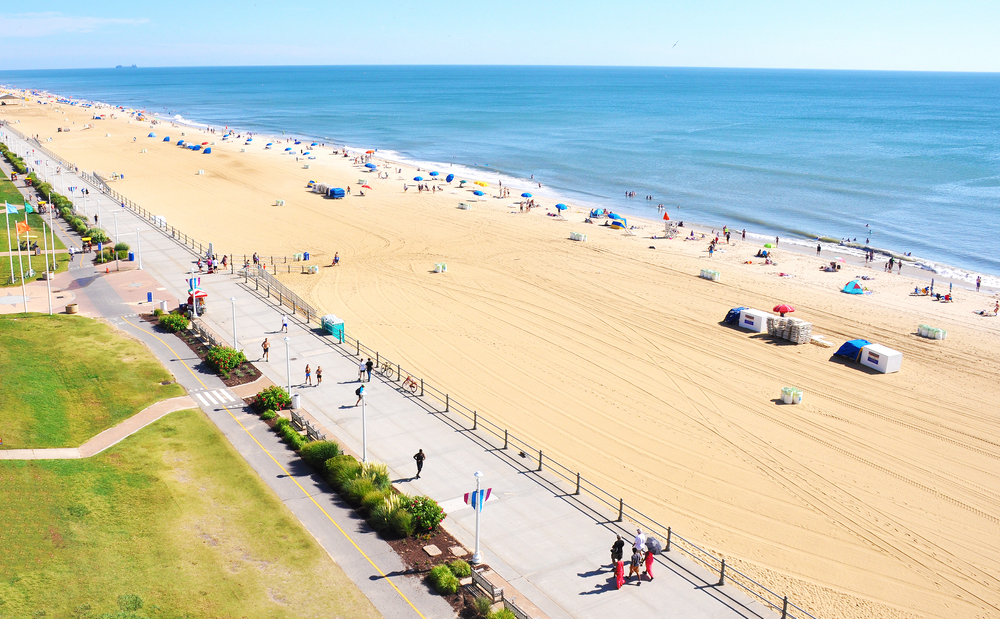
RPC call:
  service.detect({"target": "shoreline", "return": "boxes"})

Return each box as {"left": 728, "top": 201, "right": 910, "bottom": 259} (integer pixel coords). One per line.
{"left": 5, "top": 84, "right": 998, "bottom": 289}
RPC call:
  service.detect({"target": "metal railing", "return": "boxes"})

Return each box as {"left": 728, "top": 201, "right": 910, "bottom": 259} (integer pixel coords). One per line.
{"left": 242, "top": 266, "right": 319, "bottom": 326}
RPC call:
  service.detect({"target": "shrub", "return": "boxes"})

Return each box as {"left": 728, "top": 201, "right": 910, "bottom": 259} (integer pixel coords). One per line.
{"left": 448, "top": 559, "right": 471, "bottom": 578}
{"left": 300, "top": 440, "right": 341, "bottom": 469}
{"left": 117, "top": 594, "right": 143, "bottom": 612}
{"left": 407, "top": 495, "right": 446, "bottom": 533}
{"left": 428, "top": 564, "right": 459, "bottom": 595}
{"left": 326, "top": 454, "right": 361, "bottom": 491}
{"left": 251, "top": 385, "right": 290, "bottom": 412}
{"left": 158, "top": 312, "right": 189, "bottom": 332}
{"left": 344, "top": 476, "right": 376, "bottom": 506}
{"left": 260, "top": 409, "right": 277, "bottom": 421}
{"left": 360, "top": 461, "right": 391, "bottom": 492}
{"left": 361, "top": 489, "right": 388, "bottom": 515}
{"left": 85, "top": 228, "right": 109, "bottom": 243}
{"left": 473, "top": 596, "right": 492, "bottom": 617}
{"left": 205, "top": 346, "right": 247, "bottom": 373}
{"left": 388, "top": 508, "right": 415, "bottom": 538}
{"left": 152, "top": 308, "right": 164, "bottom": 317}
{"left": 488, "top": 610, "right": 516, "bottom": 619}
{"left": 274, "top": 417, "right": 306, "bottom": 450}
{"left": 114, "top": 242, "right": 130, "bottom": 252}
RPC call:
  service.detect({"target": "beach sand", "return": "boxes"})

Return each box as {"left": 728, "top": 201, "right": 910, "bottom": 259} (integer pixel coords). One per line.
{"left": 3, "top": 95, "right": 999, "bottom": 619}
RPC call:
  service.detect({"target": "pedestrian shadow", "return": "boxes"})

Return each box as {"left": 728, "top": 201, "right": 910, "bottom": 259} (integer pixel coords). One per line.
{"left": 578, "top": 575, "right": 619, "bottom": 595}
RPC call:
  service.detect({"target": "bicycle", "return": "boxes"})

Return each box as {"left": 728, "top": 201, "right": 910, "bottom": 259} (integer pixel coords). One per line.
{"left": 402, "top": 375, "right": 419, "bottom": 394}
{"left": 379, "top": 360, "right": 394, "bottom": 377}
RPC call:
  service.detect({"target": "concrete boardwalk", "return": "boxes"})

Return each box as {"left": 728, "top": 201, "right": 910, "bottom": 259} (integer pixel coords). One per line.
{"left": 1, "top": 131, "right": 779, "bottom": 619}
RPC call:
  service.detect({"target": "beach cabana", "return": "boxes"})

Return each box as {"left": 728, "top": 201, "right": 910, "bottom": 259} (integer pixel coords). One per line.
{"left": 521, "top": 193, "right": 532, "bottom": 198}
{"left": 842, "top": 280, "right": 864, "bottom": 294}
{"left": 147, "top": 132, "right": 156, "bottom": 138}
{"left": 473, "top": 190, "right": 485, "bottom": 196}
{"left": 834, "top": 339, "right": 871, "bottom": 362}
{"left": 365, "top": 163, "right": 377, "bottom": 169}
{"left": 723, "top": 307, "right": 748, "bottom": 326}
{"left": 446, "top": 174, "right": 455, "bottom": 183}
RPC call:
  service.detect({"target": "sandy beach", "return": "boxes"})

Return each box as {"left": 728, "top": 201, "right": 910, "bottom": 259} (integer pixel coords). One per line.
{"left": 3, "top": 93, "right": 999, "bottom": 619}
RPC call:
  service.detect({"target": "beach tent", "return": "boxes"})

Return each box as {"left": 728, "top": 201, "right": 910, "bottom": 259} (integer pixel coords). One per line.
{"left": 473, "top": 190, "right": 485, "bottom": 196}
{"left": 329, "top": 188, "right": 346, "bottom": 199}
{"left": 203, "top": 148, "right": 211, "bottom": 154}
{"left": 365, "top": 163, "right": 377, "bottom": 169}
{"left": 610, "top": 220, "right": 626, "bottom": 230}
{"left": 429, "top": 171, "right": 439, "bottom": 176}
{"left": 147, "top": 132, "right": 156, "bottom": 138}
{"left": 590, "top": 208, "right": 605, "bottom": 217}
{"left": 842, "top": 280, "right": 864, "bottom": 294}
{"left": 521, "top": 193, "right": 532, "bottom": 198}
{"left": 294, "top": 140, "right": 301, "bottom": 145}
{"left": 177, "top": 140, "right": 185, "bottom": 146}
{"left": 834, "top": 339, "right": 871, "bottom": 362}
{"left": 414, "top": 176, "right": 424, "bottom": 181}
{"left": 446, "top": 174, "right": 455, "bottom": 183}
{"left": 163, "top": 137, "right": 170, "bottom": 142}
{"left": 764, "top": 243, "right": 774, "bottom": 248}
{"left": 724, "top": 307, "right": 748, "bottom": 326}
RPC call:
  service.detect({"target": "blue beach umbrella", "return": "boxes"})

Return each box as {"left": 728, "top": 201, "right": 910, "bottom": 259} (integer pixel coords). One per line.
{"left": 521, "top": 193, "right": 532, "bottom": 198}
{"left": 446, "top": 174, "right": 455, "bottom": 183}
{"left": 429, "top": 171, "right": 439, "bottom": 176}
{"left": 608, "top": 213, "right": 623, "bottom": 221}
{"left": 365, "top": 163, "right": 377, "bottom": 169}
{"left": 414, "top": 176, "right": 424, "bottom": 181}
{"left": 294, "top": 140, "right": 301, "bottom": 144}
{"left": 177, "top": 140, "right": 185, "bottom": 146}
{"left": 266, "top": 142, "right": 273, "bottom": 146}
{"left": 203, "top": 147, "right": 212, "bottom": 154}
{"left": 285, "top": 147, "right": 293, "bottom": 151}
{"left": 247, "top": 138, "right": 252, "bottom": 141}
{"left": 473, "top": 190, "right": 485, "bottom": 196}
{"left": 303, "top": 151, "right": 311, "bottom": 155}
{"left": 311, "top": 142, "right": 318, "bottom": 146}
{"left": 555, "top": 203, "right": 568, "bottom": 211}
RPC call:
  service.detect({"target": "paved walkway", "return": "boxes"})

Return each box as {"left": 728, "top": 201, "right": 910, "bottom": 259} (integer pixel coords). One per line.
{"left": 0, "top": 396, "right": 196, "bottom": 459}
{"left": 0, "top": 130, "right": 779, "bottom": 619}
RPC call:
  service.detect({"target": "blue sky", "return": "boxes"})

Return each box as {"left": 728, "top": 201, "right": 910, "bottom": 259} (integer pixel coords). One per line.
{"left": 2, "top": 1, "right": 998, "bottom": 72}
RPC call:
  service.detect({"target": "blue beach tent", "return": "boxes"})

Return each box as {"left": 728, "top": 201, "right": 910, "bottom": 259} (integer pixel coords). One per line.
{"left": 834, "top": 339, "right": 871, "bottom": 362}
{"left": 365, "top": 163, "right": 377, "bottom": 169}
{"left": 147, "top": 132, "right": 156, "bottom": 138}
{"left": 203, "top": 148, "right": 211, "bottom": 154}
{"left": 177, "top": 140, "right": 185, "bottom": 146}
{"left": 724, "top": 307, "right": 748, "bottom": 326}
{"left": 163, "top": 136, "right": 170, "bottom": 142}
{"left": 446, "top": 174, "right": 455, "bottom": 183}
{"left": 842, "top": 280, "right": 864, "bottom": 294}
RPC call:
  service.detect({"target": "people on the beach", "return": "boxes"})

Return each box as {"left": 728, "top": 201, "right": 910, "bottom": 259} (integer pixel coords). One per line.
{"left": 817, "top": 244, "right": 821, "bottom": 255}
{"left": 281, "top": 314, "right": 288, "bottom": 332}
{"left": 976, "top": 276, "right": 981, "bottom": 292}
{"left": 333, "top": 252, "right": 340, "bottom": 266}
{"left": 644, "top": 548, "right": 655, "bottom": 581}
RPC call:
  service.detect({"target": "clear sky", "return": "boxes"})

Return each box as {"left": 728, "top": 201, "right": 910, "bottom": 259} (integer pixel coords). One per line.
{"left": 2, "top": 0, "right": 998, "bottom": 72}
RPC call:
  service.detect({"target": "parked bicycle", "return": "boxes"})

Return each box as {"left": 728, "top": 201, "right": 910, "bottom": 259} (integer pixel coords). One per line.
{"left": 379, "top": 360, "right": 394, "bottom": 377}
{"left": 402, "top": 375, "right": 419, "bottom": 394}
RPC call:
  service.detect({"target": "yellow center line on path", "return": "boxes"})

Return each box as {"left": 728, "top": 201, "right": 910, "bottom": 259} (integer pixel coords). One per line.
{"left": 120, "top": 315, "right": 428, "bottom": 619}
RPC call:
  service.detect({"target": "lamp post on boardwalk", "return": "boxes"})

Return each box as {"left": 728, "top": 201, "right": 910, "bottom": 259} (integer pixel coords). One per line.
{"left": 230, "top": 297, "right": 238, "bottom": 350}
{"left": 135, "top": 227, "right": 142, "bottom": 270}
{"left": 283, "top": 336, "right": 291, "bottom": 397}
{"left": 472, "top": 471, "right": 484, "bottom": 565}
{"left": 361, "top": 389, "right": 368, "bottom": 463}
{"left": 112, "top": 212, "right": 120, "bottom": 271}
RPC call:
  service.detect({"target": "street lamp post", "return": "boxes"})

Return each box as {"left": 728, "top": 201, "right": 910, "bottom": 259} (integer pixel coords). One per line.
{"left": 284, "top": 336, "right": 291, "bottom": 397}
{"left": 362, "top": 389, "right": 368, "bottom": 463}
{"left": 230, "top": 297, "right": 238, "bottom": 350}
{"left": 135, "top": 227, "right": 142, "bottom": 270}
{"left": 472, "top": 471, "right": 484, "bottom": 564}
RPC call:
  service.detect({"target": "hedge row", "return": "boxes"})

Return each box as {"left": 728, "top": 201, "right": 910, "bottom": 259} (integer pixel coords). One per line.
{"left": 0, "top": 141, "right": 27, "bottom": 174}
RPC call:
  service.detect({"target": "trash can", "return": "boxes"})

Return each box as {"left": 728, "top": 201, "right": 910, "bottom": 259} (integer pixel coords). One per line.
{"left": 291, "top": 393, "right": 301, "bottom": 409}
{"left": 158, "top": 300, "right": 168, "bottom": 312}
{"left": 128, "top": 252, "right": 135, "bottom": 261}
{"left": 65, "top": 303, "right": 78, "bottom": 314}
{"left": 303, "top": 252, "right": 309, "bottom": 261}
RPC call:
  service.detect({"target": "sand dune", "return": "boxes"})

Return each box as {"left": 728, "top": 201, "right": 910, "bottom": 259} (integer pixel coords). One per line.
{"left": 4, "top": 97, "right": 999, "bottom": 619}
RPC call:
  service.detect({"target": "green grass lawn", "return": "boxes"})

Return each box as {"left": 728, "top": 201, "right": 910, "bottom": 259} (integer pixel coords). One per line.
{"left": 0, "top": 314, "right": 184, "bottom": 449}
{"left": 0, "top": 408, "right": 382, "bottom": 619}
{"left": 0, "top": 172, "right": 67, "bottom": 252}
{"left": 0, "top": 252, "right": 70, "bottom": 286}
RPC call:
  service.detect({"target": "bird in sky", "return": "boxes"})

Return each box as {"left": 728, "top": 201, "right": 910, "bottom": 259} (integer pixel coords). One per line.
{"left": 673, "top": 41, "right": 679, "bottom": 48}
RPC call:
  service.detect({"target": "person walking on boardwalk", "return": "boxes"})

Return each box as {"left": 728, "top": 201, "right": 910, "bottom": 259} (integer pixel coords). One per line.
{"left": 316, "top": 366, "right": 322, "bottom": 385}
{"left": 261, "top": 338, "right": 270, "bottom": 361}
{"left": 413, "top": 449, "right": 425, "bottom": 478}
{"left": 628, "top": 547, "right": 643, "bottom": 584}
{"left": 644, "top": 547, "right": 655, "bottom": 581}
{"left": 358, "top": 359, "right": 366, "bottom": 382}
{"left": 610, "top": 535, "right": 625, "bottom": 569}
{"left": 365, "top": 358, "right": 374, "bottom": 382}
{"left": 634, "top": 529, "right": 646, "bottom": 554}
{"left": 281, "top": 315, "right": 288, "bottom": 333}
{"left": 304, "top": 364, "right": 312, "bottom": 386}
{"left": 355, "top": 384, "right": 365, "bottom": 406}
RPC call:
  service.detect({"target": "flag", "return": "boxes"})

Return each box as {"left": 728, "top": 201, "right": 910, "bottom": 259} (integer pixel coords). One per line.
{"left": 5, "top": 202, "right": 17, "bottom": 214}
{"left": 187, "top": 277, "right": 201, "bottom": 290}
{"left": 464, "top": 488, "right": 492, "bottom": 512}
{"left": 16, "top": 221, "right": 30, "bottom": 234}
{"left": 24, "top": 203, "right": 34, "bottom": 213}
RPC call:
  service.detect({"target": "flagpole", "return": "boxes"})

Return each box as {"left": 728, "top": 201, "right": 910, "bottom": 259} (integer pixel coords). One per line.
{"left": 4, "top": 204, "right": 13, "bottom": 284}
{"left": 16, "top": 226, "right": 27, "bottom": 313}
{"left": 472, "top": 471, "right": 484, "bottom": 564}
{"left": 42, "top": 214, "right": 52, "bottom": 315}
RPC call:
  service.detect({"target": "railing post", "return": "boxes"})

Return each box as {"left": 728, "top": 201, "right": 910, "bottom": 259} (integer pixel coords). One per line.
{"left": 356, "top": 340, "right": 359, "bottom": 356}
{"left": 445, "top": 393, "right": 449, "bottom": 411}
{"left": 473, "top": 410, "right": 477, "bottom": 430}
{"left": 781, "top": 596, "right": 788, "bottom": 619}
{"left": 278, "top": 291, "right": 282, "bottom": 306}
{"left": 665, "top": 527, "right": 672, "bottom": 552}
{"left": 719, "top": 559, "right": 726, "bottom": 586}
{"left": 396, "top": 363, "right": 400, "bottom": 381}
{"left": 420, "top": 378, "right": 423, "bottom": 396}
{"left": 617, "top": 499, "right": 623, "bottom": 522}
{"left": 292, "top": 300, "right": 296, "bottom": 315}
{"left": 575, "top": 472, "right": 581, "bottom": 495}
{"left": 503, "top": 429, "right": 508, "bottom": 449}
{"left": 376, "top": 351, "right": 379, "bottom": 366}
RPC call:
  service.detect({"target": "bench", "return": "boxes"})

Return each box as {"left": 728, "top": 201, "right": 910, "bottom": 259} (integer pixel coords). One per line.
{"left": 291, "top": 411, "right": 306, "bottom": 430}
{"left": 503, "top": 596, "right": 534, "bottom": 619}
{"left": 471, "top": 568, "right": 503, "bottom": 603}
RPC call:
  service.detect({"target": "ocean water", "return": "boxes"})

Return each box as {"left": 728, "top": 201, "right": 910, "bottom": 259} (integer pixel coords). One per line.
{"left": 2, "top": 65, "right": 999, "bottom": 280}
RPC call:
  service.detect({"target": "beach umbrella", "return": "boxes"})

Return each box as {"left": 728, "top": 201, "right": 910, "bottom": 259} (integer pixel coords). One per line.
{"left": 285, "top": 147, "right": 293, "bottom": 151}
{"left": 303, "top": 151, "right": 311, "bottom": 155}
{"left": 203, "top": 148, "right": 212, "bottom": 154}
{"left": 366, "top": 149, "right": 375, "bottom": 154}
{"left": 608, "top": 213, "right": 623, "bottom": 221}
{"left": 266, "top": 142, "right": 273, "bottom": 146}
{"left": 362, "top": 184, "right": 371, "bottom": 189}
{"left": 645, "top": 537, "right": 663, "bottom": 555}
{"left": 474, "top": 181, "right": 489, "bottom": 187}
{"left": 773, "top": 304, "right": 795, "bottom": 317}
{"left": 429, "top": 171, "right": 439, "bottom": 176}
{"left": 446, "top": 174, "right": 455, "bottom": 183}
{"left": 311, "top": 142, "right": 318, "bottom": 146}
{"left": 521, "top": 192, "right": 532, "bottom": 198}
{"left": 555, "top": 203, "right": 568, "bottom": 211}
{"left": 365, "top": 163, "right": 377, "bottom": 169}
{"left": 201, "top": 142, "right": 208, "bottom": 145}
{"left": 294, "top": 140, "right": 301, "bottom": 144}
{"left": 163, "top": 137, "right": 170, "bottom": 142}
{"left": 473, "top": 190, "right": 485, "bottom": 196}
{"left": 459, "top": 180, "right": 467, "bottom": 186}
{"left": 247, "top": 138, "right": 253, "bottom": 141}
{"left": 414, "top": 176, "right": 424, "bottom": 181}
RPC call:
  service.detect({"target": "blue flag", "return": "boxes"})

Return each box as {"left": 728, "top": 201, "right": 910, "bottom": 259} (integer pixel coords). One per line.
{"left": 5, "top": 202, "right": 18, "bottom": 214}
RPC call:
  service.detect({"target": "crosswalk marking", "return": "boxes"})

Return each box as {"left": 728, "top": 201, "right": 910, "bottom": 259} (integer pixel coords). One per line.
{"left": 203, "top": 391, "right": 219, "bottom": 405}
{"left": 214, "top": 390, "right": 236, "bottom": 403}
{"left": 194, "top": 392, "right": 209, "bottom": 406}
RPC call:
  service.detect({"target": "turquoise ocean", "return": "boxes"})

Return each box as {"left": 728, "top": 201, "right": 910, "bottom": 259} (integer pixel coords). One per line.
{"left": 2, "top": 66, "right": 998, "bottom": 282}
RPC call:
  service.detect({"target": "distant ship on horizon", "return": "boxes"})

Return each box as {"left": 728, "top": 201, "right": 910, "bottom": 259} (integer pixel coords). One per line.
{"left": 115, "top": 65, "right": 138, "bottom": 69}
